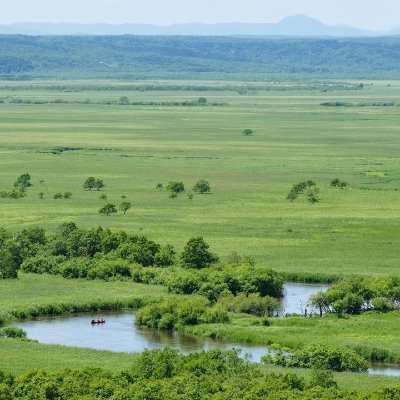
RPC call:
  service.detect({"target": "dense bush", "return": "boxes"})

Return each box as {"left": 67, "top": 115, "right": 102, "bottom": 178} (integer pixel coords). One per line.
{"left": 0, "top": 348, "right": 398, "bottom": 399}
{"left": 309, "top": 275, "right": 400, "bottom": 315}
{"left": 218, "top": 293, "right": 280, "bottom": 317}
{"left": 135, "top": 297, "right": 229, "bottom": 329}
{"left": 0, "top": 326, "right": 27, "bottom": 339}
{"left": 262, "top": 344, "right": 369, "bottom": 373}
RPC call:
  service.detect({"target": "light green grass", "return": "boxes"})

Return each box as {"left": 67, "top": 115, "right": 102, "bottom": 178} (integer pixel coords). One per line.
{"left": 0, "top": 81, "right": 399, "bottom": 277}
{"left": 189, "top": 311, "right": 400, "bottom": 363}
{"left": 0, "top": 273, "right": 168, "bottom": 317}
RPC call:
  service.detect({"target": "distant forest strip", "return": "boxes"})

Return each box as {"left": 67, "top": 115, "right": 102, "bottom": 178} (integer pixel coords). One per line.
{"left": 1, "top": 35, "right": 400, "bottom": 79}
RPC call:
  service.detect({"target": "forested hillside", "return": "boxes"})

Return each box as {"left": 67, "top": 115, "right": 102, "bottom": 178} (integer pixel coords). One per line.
{"left": 1, "top": 35, "right": 400, "bottom": 79}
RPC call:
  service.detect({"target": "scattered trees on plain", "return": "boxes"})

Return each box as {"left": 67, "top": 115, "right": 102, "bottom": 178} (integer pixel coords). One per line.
{"left": 193, "top": 179, "right": 211, "bottom": 194}
{"left": 119, "top": 201, "right": 132, "bottom": 215}
{"left": 98, "top": 203, "right": 117, "bottom": 216}
{"left": 83, "top": 177, "right": 104, "bottom": 191}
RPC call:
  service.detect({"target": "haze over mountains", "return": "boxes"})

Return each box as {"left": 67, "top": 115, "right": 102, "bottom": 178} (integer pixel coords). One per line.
{"left": 0, "top": 15, "right": 398, "bottom": 37}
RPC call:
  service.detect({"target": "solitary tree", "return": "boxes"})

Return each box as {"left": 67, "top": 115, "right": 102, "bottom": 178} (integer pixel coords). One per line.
{"left": 242, "top": 129, "right": 253, "bottom": 136}
{"left": 193, "top": 180, "right": 211, "bottom": 194}
{"left": 119, "top": 201, "right": 132, "bottom": 215}
{"left": 14, "top": 173, "right": 32, "bottom": 189}
{"left": 166, "top": 181, "right": 185, "bottom": 195}
{"left": 180, "top": 237, "right": 219, "bottom": 269}
{"left": 83, "top": 177, "right": 96, "bottom": 191}
{"left": 98, "top": 203, "right": 117, "bottom": 216}
{"left": 38, "top": 192, "right": 44, "bottom": 199}
{"left": 156, "top": 183, "right": 163, "bottom": 191}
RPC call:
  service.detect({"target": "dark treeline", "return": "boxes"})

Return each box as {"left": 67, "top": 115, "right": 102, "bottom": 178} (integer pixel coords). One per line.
{"left": 1, "top": 35, "right": 400, "bottom": 79}
{"left": 0, "top": 348, "right": 400, "bottom": 399}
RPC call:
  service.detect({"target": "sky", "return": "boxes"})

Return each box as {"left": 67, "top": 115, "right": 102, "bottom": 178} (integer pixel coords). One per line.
{"left": 0, "top": 0, "right": 398, "bottom": 30}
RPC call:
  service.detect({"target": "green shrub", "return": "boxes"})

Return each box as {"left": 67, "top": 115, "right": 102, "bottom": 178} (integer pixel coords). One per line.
{"left": 0, "top": 326, "right": 27, "bottom": 338}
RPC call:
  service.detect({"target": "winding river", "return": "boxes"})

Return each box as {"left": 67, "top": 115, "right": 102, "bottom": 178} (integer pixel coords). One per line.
{"left": 13, "top": 283, "right": 400, "bottom": 377}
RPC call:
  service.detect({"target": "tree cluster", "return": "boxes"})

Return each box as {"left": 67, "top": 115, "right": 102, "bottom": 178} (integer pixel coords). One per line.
{"left": 262, "top": 344, "right": 368, "bottom": 373}
{"left": 83, "top": 177, "right": 104, "bottom": 191}
{"left": 309, "top": 275, "right": 400, "bottom": 315}
{"left": 0, "top": 173, "right": 33, "bottom": 199}
{"left": 287, "top": 180, "right": 319, "bottom": 203}
{"left": 0, "top": 347, "right": 399, "bottom": 399}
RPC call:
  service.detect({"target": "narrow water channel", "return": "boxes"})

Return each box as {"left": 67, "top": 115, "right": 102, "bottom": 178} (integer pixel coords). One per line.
{"left": 13, "top": 283, "right": 400, "bottom": 377}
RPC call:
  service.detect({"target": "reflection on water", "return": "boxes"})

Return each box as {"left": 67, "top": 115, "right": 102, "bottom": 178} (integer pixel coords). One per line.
{"left": 13, "top": 282, "right": 400, "bottom": 377}
{"left": 280, "top": 282, "right": 329, "bottom": 315}
{"left": 15, "top": 312, "right": 269, "bottom": 362}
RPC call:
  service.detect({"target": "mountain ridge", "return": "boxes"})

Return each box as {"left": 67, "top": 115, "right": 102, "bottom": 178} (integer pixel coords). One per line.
{"left": 0, "top": 15, "right": 392, "bottom": 37}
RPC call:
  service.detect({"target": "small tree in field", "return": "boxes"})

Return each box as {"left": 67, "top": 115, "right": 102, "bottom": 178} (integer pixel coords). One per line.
{"left": 166, "top": 181, "right": 185, "bottom": 196}
{"left": 14, "top": 173, "right": 32, "bottom": 189}
{"left": 53, "top": 193, "right": 63, "bottom": 199}
{"left": 98, "top": 203, "right": 117, "bottom": 216}
{"left": 38, "top": 192, "right": 44, "bottom": 199}
{"left": 242, "top": 129, "right": 253, "bottom": 136}
{"left": 156, "top": 183, "right": 163, "bottom": 191}
{"left": 83, "top": 177, "right": 96, "bottom": 191}
{"left": 193, "top": 180, "right": 211, "bottom": 194}
{"left": 119, "top": 201, "right": 132, "bottom": 215}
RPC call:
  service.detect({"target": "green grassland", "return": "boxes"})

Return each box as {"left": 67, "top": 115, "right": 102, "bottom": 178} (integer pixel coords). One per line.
{"left": 0, "top": 273, "right": 167, "bottom": 315}
{"left": 1, "top": 80, "right": 399, "bottom": 276}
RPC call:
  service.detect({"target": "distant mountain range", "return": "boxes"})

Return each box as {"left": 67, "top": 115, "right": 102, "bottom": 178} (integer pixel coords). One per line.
{"left": 0, "top": 15, "right": 398, "bottom": 37}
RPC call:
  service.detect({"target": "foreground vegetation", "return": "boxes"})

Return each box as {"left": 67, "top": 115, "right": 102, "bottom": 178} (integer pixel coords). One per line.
{"left": 1, "top": 348, "right": 400, "bottom": 399}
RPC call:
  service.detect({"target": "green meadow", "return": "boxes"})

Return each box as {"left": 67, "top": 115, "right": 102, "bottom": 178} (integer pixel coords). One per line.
{"left": 1, "top": 80, "right": 399, "bottom": 276}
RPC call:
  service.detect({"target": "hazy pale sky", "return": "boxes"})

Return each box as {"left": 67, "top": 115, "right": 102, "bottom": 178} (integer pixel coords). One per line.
{"left": 0, "top": 0, "right": 398, "bottom": 30}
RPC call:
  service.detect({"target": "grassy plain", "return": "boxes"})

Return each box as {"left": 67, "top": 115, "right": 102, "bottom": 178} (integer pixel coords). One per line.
{"left": 0, "top": 273, "right": 167, "bottom": 317}
{"left": 1, "top": 80, "right": 399, "bottom": 276}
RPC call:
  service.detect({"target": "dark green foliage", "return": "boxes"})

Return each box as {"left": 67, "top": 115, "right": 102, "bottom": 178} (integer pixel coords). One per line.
{"left": 155, "top": 244, "right": 176, "bottom": 267}
{"left": 242, "top": 128, "right": 253, "bottom": 136}
{"left": 262, "top": 344, "right": 369, "bottom": 372}
{"left": 87, "top": 260, "right": 131, "bottom": 281}
{"left": 0, "top": 326, "right": 27, "bottom": 339}
{"left": 83, "top": 176, "right": 96, "bottom": 190}
{"left": 287, "top": 180, "right": 317, "bottom": 202}
{"left": 309, "top": 275, "right": 400, "bottom": 315}
{"left": 13, "top": 173, "right": 32, "bottom": 190}
{"left": 53, "top": 192, "right": 63, "bottom": 199}
{"left": 218, "top": 293, "right": 280, "bottom": 317}
{"left": 166, "top": 181, "right": 185, "bottom": 195}
{"left": 308, "top": 369, "right": 338, "bottom": 389}
{"left": 330, "top": 178, "right": 349, "bottom": 188}
{"left": 0, "top": 227, "right": 23, "bottom": 279}
{"left": 63, "top": 191, "right": 72, "bottom": 199}
{"left": 21, "top": 255, "right": 65, "bottom": 274}
{"left": 119, "top": 201, "right": 131, "bottom": 214}
{"left": 98, "top": 202, "right": 117, "bottom": 216}
{"left": 135, "top": 297, "right": 229, "bottom": 329}
{"left": 180, "top": 237, "right": 218, "bottom": 269}
{"left": 3, "top": 36, "right": 400, "bottom": 79}
{"left": 0, "top": 348, "right": 397, "bottom": 399}
{"left": 156, "top": 183, "right": 163, "bottom": 191}
{"left": 192, "top": 179, "right": 211, "bottom": 194}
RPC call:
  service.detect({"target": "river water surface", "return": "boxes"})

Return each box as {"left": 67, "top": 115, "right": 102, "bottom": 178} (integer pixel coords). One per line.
{"left": 13, "top": 282, "right": 400, "bottom": 377}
